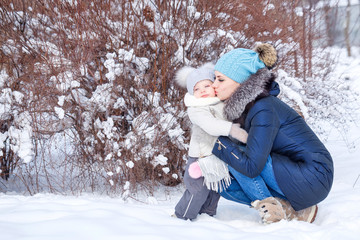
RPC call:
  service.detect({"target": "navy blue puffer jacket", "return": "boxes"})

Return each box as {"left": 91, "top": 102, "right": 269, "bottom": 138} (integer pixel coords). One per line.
{"left": 212, "top": 69, "right": 333, "bottom": 211}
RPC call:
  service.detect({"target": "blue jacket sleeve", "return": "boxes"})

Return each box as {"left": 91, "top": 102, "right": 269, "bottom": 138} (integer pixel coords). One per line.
{"left": 212, "top": 106, "right": 280, "bottom": 178}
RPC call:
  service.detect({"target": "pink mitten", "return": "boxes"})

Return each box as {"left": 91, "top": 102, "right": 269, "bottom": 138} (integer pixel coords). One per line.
{"left": 188, "top": 161, "right": 202, "bottom": 178}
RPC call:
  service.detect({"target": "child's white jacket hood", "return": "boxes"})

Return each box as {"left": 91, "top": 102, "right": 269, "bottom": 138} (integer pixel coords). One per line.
{"left": 184, "top": 93, "right": 221, "bottom": 107}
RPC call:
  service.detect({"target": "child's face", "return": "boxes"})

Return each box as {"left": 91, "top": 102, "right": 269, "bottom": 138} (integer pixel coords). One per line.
{"left": 193, "top": 79, "right": 216, "bottom": 98}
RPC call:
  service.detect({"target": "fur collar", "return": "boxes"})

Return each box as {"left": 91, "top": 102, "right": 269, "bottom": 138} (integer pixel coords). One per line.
{"left": 224, "top": 68, "right": 273, "bottom": 121}
{"left": 184, "top": 93, "right": 221, "bottom": 107}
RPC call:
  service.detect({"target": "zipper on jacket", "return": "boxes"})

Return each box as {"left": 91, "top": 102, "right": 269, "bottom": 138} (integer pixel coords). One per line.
{"left": 216, "top": 139, "right": 227, "bottom": 150}
{"left": 216, "top": 139, "right": 239, "bottom": 159}
{"left": 231, "top": 152, "right": 239, "bottom": 159}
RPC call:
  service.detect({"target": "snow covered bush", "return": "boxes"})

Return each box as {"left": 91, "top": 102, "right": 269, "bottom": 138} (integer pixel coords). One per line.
{"left": 0, "top": 38, "right": 35, "bottom": 180}
{"left": 276, "top": 46, "right": 360, "bottom": 143}
{"left": 0, "top": 83, "right": 34, "bottom": 179}
{"left": 0, "top": 0, "right": 353, "bottom": 196}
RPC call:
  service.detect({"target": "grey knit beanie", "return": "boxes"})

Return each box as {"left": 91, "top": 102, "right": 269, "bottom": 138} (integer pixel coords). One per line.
{"left": 175, "top": 62, "right": 215, "bottom": 95}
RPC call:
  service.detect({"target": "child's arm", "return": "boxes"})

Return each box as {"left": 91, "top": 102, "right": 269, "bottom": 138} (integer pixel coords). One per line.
{"left": 187, "top": 107, "right": 248, "bottom": 143}
{"left": 187, "top": 107, "right": 232, "bottom": 136}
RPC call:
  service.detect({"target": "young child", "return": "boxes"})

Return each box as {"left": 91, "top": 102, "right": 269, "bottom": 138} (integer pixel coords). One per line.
{"left": 173, "top": 63, "right": 248, "bottom": 220}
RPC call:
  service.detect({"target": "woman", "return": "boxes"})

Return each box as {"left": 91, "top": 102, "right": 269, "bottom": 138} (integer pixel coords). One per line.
{"left": 210, "top": 43, "right": 334, "bottom": 224}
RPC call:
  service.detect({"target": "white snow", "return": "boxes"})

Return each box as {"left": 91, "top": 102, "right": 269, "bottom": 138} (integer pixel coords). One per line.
{"left": 1, "top": 49, "right": 360, "bottom": 240}
{"left": 152, "top": 154, "right": 168, "bottom": 166}
{"left": 1, "top": 42, "right": 360, "bottom": 240}
{"left": 1, "top": 136, "right": 360, "bottom": 240}
{"left": 0, "top": 69, "right": 8, "bottom": 88}
{"left": 57, "top": 95, "right": 65, "bottom": 106}
{"left": 126, "top": 161, "right": 134, "bottom": 168}
{"left": 54, "top": 106, "right": 65, "bottom": 119}
{"left": 8, "top": 125, "right": 34, "bottom": 164}
{"left": 1, "top": 0, "right": 360, "bottom": 237}
{"left": 328, "top": 0, "right": 360, "bottom": 7}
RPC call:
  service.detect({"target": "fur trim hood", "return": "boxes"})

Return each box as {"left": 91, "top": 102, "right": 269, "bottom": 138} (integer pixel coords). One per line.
{"left": 224, "top": 68, "right": 275, "bottom": 121}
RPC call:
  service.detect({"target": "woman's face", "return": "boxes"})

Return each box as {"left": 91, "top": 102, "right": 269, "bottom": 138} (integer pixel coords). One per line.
{"left": 212, "top": 71, "right": 241, "bottom": 100}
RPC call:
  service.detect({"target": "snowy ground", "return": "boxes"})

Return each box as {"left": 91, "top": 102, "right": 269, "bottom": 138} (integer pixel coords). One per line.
{"left": 1, "top": 48, "right": 360, "bottom": 240}
{"left": 2, "top": 132, "right": 360, "bottom": 240}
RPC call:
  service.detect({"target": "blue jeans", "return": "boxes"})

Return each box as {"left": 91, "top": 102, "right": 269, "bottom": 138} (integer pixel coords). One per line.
{"left": 220, "top": 155, "right": 286, "bottom": 206}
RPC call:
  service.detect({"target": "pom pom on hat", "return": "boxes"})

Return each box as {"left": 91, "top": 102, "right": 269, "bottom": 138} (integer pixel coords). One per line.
{"left": 214, "top": 43, "right": 277, "bottom": 84}
{"left": 174, "top": 62, "right": 215, "bottom": 95}
{"left": 174, "top": 66, "right": 195, "bottom": 88}
{"left": 253, "top": 43, "right": 278, "bottom": 69}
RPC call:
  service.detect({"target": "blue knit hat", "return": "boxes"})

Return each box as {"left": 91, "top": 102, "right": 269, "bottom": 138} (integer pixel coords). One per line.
{"left": 214, "top": 48, "right": 266, "bottom": 84}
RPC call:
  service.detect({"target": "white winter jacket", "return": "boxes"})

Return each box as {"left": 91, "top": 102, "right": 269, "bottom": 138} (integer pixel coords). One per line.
{"left": 184, "top": 93, "right": 233, "bottom": 158}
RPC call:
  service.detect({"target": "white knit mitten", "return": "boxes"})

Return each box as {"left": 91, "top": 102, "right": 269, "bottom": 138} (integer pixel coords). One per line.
{"left": 229, "top": 124, "right": 248, "bottom": 143}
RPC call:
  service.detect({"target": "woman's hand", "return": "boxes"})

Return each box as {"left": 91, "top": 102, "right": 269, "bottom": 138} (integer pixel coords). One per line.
{"left": 230, "top": 124, "right": 248, "bottom": 143}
